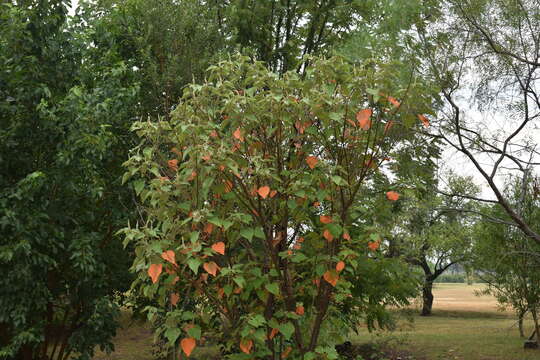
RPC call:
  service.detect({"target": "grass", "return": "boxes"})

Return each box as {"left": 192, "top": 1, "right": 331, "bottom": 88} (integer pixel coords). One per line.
{"left": 93, "top": 283, "right": 540, "bottom": 359}
{"left": 353, "top": 283, "right": 539, "bottom": 360}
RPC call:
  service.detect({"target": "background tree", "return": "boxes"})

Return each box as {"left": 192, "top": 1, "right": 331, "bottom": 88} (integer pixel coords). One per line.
{"left": 396, "top": 175, "right": 478, "bottom": 316}
{"left": 419, "top": 0, "right": 540, "bottom": 246}
{"left": 0, "top": 1, "right": 139, "bottom": 359}
{"left": 473, "top": 176, "right": 540, "bottom": 343}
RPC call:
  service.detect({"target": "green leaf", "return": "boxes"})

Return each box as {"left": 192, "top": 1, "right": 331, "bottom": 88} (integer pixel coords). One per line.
{"left": 187, "top": 258, "right": 201, "bottom": 274}
{"left": 240, "top": 228, "right": 254, "bottom": 241}
{"left": 164, "top": 328, "right": 181, "bottom": 343}
{"left": 248, "top": 314, "right": 266, "bottom": 328}
{"left": 187, "top": 325, "right": 201, "bottom": 340}
{"left": 265, "top": 283, "right": 280, "bottom": 295}
{"left": 133, "top": 179, "right": 145, "bottom": 195}
{"left": 278, "top": 322, "right": 294, "bottom": 340}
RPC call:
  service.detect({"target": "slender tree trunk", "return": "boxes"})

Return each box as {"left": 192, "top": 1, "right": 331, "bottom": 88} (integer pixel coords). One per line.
{"left": 531, "top": 308, "right": 540, "bottom": 344}
{"left": 518, "top": 309, "right": 526, "bottom": 338}
{"left": 421, "top": 280, "right": 434, "bottom": 316}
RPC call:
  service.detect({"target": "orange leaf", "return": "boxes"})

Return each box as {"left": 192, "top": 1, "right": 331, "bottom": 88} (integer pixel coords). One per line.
{"left": 203, "top": 261, "right": 219, "bottom": 276}
{"left": 323, "top": 229, "right": 334, "bottom": 242}
{"left": 168, "top": 159, "right": 178, "bottom": 171}
{"left": 296, "top": 306, "right": 305, "bottom": 315}
{"left": 204, "top": 223, "right": 214, "bottom": 234}
{"left": 306, "top": 156, "right": 318, "bottom": 169}
{"left": 233, "top": 128, "right": 244, "bottom": 142}
{"left": 346, "top": 118, "right": 357, "bottom": 127}
{"left": 202, "top": 154, "right": 211, "bottom": 161}
{"left": 336, "top": 261, "right": 345, "bottom": 272}
{"left": 270, "top": 190, "right": 278, "bottom": 198}
{"left": 297, "top": 237, "right": 304, "bottom": 243}
{"left": 368, "top": 241, "right": 380, "bottom": 251}
{"left": 148, "top": 264, "right": 162, "bottom": 284}
{"left": 268, "top": 328, "right": 279, "bottom": 340}
{"left": 386, "top": 191, "right": 400, "bottom": 201}
{"left": 323, "top": 270, "right": 339, "bottom": 287}
{"left": 356, "top": 108, "right": 372, "bottom": 130}
{"left": 343, "top": 232, "right": 351, "bottom": 241}
{"left": 210, "top": 130, "right": 218, "bottom": 138}
{"left": 319, "top": 215, "right": 332, "bottom": 224}
{"left": 258, "top": 186, "right": 271, "bottom": 199}
{"left": 282, "top": 346, "right": 292, "bottom": 359}
{"left": 187, "top": 170, "right": 197, "bottom": 181}
{"left": 384, "top": 120, "right": 394, "bottom": 134}
{"left": 161, "top": 250, "right": 176, "bottom": 266}
{"left": 211, "top": 242, "right": 226, "bottom": 255}
{"left": 388, "top": 96, "right": 400, "bottom": 107}
{"left": 240, "top": 339, "right": 253, "bottom": 354}
{"left": 224, "top": 180, "right": 233, "bottom": 193}
{"left": 418, "top": 114, "right": 430, "bottom": 128}
{"left": 170, "top": 292, "right": 180, "bottom": 306}
{"left": 180, "top": 338, "right": 196, "bottom": 357}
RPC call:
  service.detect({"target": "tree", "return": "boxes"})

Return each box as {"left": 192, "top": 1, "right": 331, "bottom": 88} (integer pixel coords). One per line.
{"left": 397, "top": 175, "right": 478, "bottom": 316}
{"left": 419, "top": 0, "right": 540, "bottom": 246}
{"left": 0, "top": 1, "right": 138, "bottom": 358}
{"left": 473, "top": 177, "right": 540, "bottom": 343}
{"left": 123, "top": 56, "right": 432, "bottom": 359}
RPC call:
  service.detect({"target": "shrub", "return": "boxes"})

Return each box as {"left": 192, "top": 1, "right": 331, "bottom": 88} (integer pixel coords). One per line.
{"left": 123, "top": 55, "right": 430, "bottom": 359}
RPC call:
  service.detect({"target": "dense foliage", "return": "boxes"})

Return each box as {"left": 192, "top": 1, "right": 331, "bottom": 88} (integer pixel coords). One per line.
{"left": 0, "top": 1, "right": 138, "bottom": 359}
{"left": 123, "top": 56, "right": 433, "bottom": 359}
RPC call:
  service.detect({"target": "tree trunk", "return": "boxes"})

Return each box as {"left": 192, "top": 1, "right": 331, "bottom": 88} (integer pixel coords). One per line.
{"left": 518, "top": 309, "right": 526, "bottom": 338}
{"left": 531, "top": 308, "right": 540, "bottom": 344}
{"left": 421, "top": 280, "right": 434, "bottom": 316}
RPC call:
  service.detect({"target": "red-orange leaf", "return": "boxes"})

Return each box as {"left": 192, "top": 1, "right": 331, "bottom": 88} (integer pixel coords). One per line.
{"left": 268, "top": 328, "right": 279, "bottom": 340}
{"left": 386, "top": 191, "right": 400, "bottom": 201}
{"left": 282, "top": 346, "right": 292, "bottom": 359}
{"left": 161, "top": 250, "right": 176, "bottom": 266}
{"left": 356, "top": 109, "right": 372, "bottom": 130}
{"left": 368, "top": 241, "right": 380, "bottom": 251}
{"left": 203, "top": 261, "right": 219, "bottom": 276}
{"left": 323, "top": 229, "right": 334, "bottom": 242}
{"left": 211, "top": 242, "right": 226, "bottom": 255}
{"left": 384, "top": 120, "right": 394, "bottom": 134}
{"left": 343, "top": 232, "right": 351, "bottom": 241}
{"left": 204, "top": 223, "right": 214, "bottom": 234}
{"left": 148, "top": 264, "right": 162, "bottom": 284}
{"left": 323, "top": 270, "right": 339, "bottom": 287}
{"left": 180, "top": 338, "right": 196, "bottom": 357}
{"left": 270, "top": 190, "right": 278, "bottom": 198}
{"left": 240, "top": 339, "right": 253, "bottom": 354}
{"left": 170, "top": 292, "right": 180, "bottom": 306}
{"left": 258, "top": 186, "right": 270, "bottom": 199}
{"left": 296, "top": 306, "right": 305, "bottom": 315}
{"left": 336, "top": 261, "right": 345, "bottom": 272}
{"left": 320, "top": 215, "right": 332, "bottom": 224}
{"left": 418, "top": 114, "right": 430, "bottom": 128}
{"left": 233, "top": 127, "right": 244, "bottom": 142}
{"left": 168, "top": 159, "right": 178, "bottom": 171}
{"left": 306, "top": 156, "right": 318, "bottom": 169}
{"left": 388, "top": 96, "right": 400, "bottom": 107}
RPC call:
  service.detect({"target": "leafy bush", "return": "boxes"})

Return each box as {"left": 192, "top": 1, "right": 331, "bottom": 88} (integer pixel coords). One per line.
{"left": 123, "top": 55, "right": 431, "bottom": 359}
